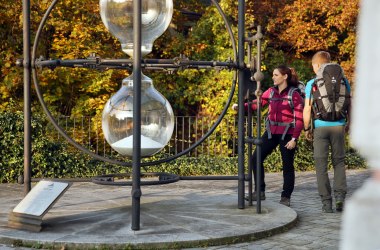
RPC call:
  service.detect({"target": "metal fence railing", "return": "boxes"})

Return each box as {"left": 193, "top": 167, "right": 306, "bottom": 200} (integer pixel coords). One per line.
{"left": 48, "top": 115, "right": 254, "bottom": 158}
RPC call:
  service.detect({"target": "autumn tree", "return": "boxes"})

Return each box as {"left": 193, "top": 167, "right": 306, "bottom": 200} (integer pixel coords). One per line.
{"left": 0, "top": 0, "right": 359, "bottom": 116}
{"left": 0, "top": 0, "right": 24, "bottom": 110}
{"left": 0, "top": 0, "right": 213, "bottom": 116}
{"left": 265, "top": 0, "right": 358, "bottom": 81}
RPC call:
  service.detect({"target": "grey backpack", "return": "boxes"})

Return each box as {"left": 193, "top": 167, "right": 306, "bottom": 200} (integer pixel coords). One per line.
{"left": 311, "top": 63, "right": 350, "bottom": 121}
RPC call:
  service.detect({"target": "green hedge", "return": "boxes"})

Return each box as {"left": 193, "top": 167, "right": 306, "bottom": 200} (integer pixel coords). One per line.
{"left": 0, "top": 110, "right": 367, "bottom": 183}
{"left": 0, "top": 111, "right": 121, "bottom": 183}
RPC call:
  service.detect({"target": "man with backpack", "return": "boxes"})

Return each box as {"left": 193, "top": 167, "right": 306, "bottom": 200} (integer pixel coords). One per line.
{"left": 303, "top": 51, "right": 351, "bottom": 213}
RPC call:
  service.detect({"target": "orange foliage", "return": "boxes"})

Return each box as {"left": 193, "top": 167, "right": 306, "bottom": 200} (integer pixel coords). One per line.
{"left": 264, "top": 0, "right": 358, "bottom": 81}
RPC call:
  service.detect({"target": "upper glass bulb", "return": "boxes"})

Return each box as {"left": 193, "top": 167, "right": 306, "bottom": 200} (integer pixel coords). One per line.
{"left": 102, "top": 73, "right": 174, "bottom": 157}
{"left": 99, "top": 0, "right": 173, "bottom": 57}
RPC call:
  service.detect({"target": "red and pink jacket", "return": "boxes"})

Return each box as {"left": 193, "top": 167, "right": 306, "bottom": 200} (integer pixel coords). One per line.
{"left": 245, "top": 86, "right": 304, "bottom": 140}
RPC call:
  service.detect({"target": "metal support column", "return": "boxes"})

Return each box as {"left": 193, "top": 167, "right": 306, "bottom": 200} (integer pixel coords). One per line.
{"left": 246, "top": 37, "right": 254, "bottom": 206}
{"left": 132, "top": 0, "right": 142, "bottom": 231}
{"left": 254, "top": 25, "right": 264, "bottom": 214}
{"left": 237, "top": 0, "right": 246, "bottom": 209}
{"left": 247, "top": 75, "right": 253, "bottom": 207}
{"left": 22, "top": 0, "right": 32, "bottom": 195}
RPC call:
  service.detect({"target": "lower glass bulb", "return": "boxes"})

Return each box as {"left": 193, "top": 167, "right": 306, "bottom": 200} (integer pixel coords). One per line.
{"left": 102, "top": 72, "right": 174, "bottom": 157}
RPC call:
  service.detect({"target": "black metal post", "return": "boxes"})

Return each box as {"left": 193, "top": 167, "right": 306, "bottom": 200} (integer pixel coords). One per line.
{"left": 256, "top": 103, "right": 262, "bottom": 213}
{"left": 23, "top": 0, "right": 32, "bottom": 195}
{"left": 247, "top": 100, "right": 253, "bottom": 206}
{"left": 246, "top": 39, "right": 254, "bottom": 206}
{"left": 131, "top": 0, "right": 142, "bottom": 231}
{"left": 247, "top": 85, "right": 253, "bottom": 206}
{"left": 237, "top": 0, "right": 246, "bottom": 209}
{"left": 255, "top": 25, "right": 263, "bottom": 214}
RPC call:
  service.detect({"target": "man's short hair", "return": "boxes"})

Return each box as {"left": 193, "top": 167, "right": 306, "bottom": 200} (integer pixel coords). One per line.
{"left": 312, "top": 51, "right": 331, "bottom": 64}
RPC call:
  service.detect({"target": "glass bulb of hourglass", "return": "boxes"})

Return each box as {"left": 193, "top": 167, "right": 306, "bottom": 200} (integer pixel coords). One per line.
{"left": 99, "top": 0, "right": 173, "bottom": 57}
{"left": 102, "top": 73, "right": 174, "bottom": 157}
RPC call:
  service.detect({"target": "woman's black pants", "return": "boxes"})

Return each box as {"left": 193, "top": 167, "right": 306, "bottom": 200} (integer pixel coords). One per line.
{"left": 252, "top": 131, "right": 296, "bottom": 198}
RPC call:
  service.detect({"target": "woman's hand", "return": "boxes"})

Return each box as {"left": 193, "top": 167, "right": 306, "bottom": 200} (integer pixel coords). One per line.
{"left": 285, "top": 139, "right": 297, "bottom": 150}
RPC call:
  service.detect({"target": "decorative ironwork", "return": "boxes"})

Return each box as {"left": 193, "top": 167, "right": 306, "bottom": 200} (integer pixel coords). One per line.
{"left": 20, "top": 0, "right": 265, "bottom": 230}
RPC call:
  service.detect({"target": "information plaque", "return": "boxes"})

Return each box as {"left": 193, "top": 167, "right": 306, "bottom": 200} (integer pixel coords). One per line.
{"left": 8, "top": 180, "right": 71, "bottom": 232}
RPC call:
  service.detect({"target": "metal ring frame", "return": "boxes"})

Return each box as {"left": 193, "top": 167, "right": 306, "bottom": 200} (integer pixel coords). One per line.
{"left": 31, "top": 0, "right": 238, "bottom": 168}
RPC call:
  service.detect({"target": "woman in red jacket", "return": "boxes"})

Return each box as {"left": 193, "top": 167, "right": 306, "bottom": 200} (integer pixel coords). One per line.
{"left": 233, "top": 65, "right": 304, "bottom": 206}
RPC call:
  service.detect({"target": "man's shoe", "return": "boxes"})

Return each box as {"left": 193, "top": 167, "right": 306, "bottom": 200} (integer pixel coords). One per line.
{"left": 244, "top": 191, "right": 266, "bottom": 201}
{"left": 335, "top": 195, "right": 345, "bottom": 212}
{"left": 280, "top": 197, "right": 290, "bottom": 207}
{"left": 322, "top": 200, "right": 333, "bottom": 213}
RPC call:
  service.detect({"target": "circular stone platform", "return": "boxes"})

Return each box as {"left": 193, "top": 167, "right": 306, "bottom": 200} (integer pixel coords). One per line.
{"left": 0, "top": 180, "right": 297, "bottom": 249}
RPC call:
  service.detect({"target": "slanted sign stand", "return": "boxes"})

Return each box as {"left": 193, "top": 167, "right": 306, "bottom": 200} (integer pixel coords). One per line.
{"left": 8, "top": 180, "right": 71, "bottom": 232}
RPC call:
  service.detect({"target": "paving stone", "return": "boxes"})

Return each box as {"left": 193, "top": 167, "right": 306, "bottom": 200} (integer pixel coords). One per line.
{"left": 232, "top": 169, "right": 371, "bottom": 249}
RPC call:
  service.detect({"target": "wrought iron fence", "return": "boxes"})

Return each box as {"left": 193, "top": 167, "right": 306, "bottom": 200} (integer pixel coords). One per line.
{"left": 49, "top": 115, "right": 255, "bottom": 158}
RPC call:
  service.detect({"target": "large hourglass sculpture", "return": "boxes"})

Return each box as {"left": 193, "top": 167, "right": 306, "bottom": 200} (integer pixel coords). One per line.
{"left": 100, "top": 0, "right": 174, "bottom": 157}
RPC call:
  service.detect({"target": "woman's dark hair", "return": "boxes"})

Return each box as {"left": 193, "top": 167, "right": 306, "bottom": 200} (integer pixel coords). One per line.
{"left": 275, "top": 65, "right": 299, "bottom": 88}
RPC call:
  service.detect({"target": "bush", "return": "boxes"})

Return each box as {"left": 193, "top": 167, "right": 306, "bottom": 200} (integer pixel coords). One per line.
{"left": 147, "top": 156, "right": 238, "bottom": 176}
{"left": 0, "top": 110, "right": 119, "bottom": 183}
